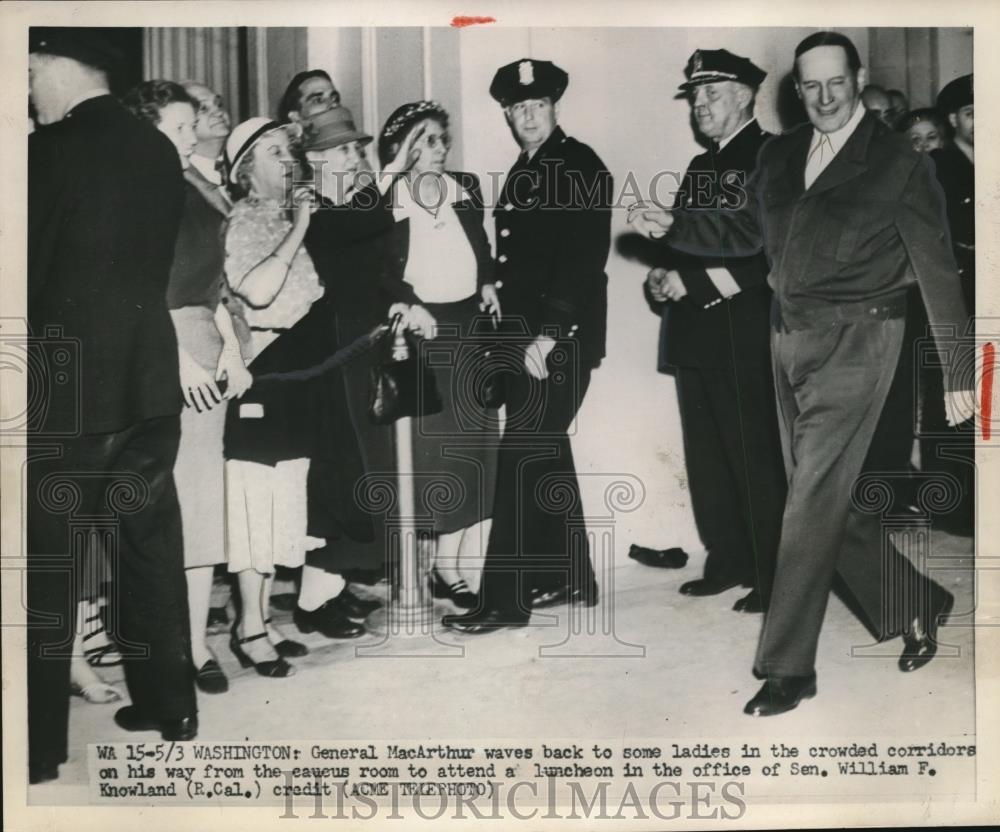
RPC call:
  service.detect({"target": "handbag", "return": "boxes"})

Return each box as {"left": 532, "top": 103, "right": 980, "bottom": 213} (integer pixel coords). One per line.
{"left": 368, "top": 313, "right": 443, "bottom": 425}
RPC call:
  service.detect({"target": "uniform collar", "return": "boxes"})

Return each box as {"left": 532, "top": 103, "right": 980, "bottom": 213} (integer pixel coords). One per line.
{"left": 64, "top": 88, "right": 112, "bottom": 119}
{"left": 520, "top": 125, "right": 567, "bottom": 164}
{"left": 716, "top": 116, "right": 757, "bottom": 151}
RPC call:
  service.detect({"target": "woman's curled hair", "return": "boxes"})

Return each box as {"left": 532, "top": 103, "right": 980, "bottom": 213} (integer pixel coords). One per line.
{"left": 122, "top": 79, "right": 196, "bottom": 125}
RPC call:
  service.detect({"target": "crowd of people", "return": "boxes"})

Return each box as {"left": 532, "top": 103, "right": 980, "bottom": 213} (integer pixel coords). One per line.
{"left": 25, "top": 26, "right": 973, "bottom": 785}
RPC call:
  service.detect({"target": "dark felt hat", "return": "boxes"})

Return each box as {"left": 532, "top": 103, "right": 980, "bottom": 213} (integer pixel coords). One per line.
{"left": 489, "top": 58, "right": 569, "bottom": 107}
{"left": 678, "top": 48, "right": 767, "bottom": 91}
{"left": 29, "top": 27, "right": 122, "bottom": 72}
{"left": 302, "top": 105, "right": 372, "bottom": 151}
{"left": 937, "top": 74, "right": 973, "bottom": 114}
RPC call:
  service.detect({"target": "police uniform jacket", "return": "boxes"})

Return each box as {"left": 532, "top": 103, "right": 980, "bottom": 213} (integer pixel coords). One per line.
{"left": 494, "top": 126, "right": 613, "bottom": 367}
{"left": 659, "top": 119, "right": 772, "bottom": 370}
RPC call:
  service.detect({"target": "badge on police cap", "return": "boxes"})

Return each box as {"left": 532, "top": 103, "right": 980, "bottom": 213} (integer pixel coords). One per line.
{"left": 490, "top": 58, "right": 569, "bottom": 107}
{"left": 678, "top": 48, "right": 766, "bottom": 92}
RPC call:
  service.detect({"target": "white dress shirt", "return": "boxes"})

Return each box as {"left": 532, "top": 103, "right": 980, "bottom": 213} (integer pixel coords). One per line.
{"left": 804, "top": 101, "right": 866, "bottom": 189}
{"left": 190, "top": 152, "right": 223, "bottom": 186}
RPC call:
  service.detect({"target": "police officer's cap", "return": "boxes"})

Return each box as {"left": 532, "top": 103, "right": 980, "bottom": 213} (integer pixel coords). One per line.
{"left": 490, "top": 59, "right": 569, "bottom": 107}
{"left": 937, "top": 74, "right": 973, "bottom": 114}
{"left": 29, "top": 27, "right": 123, "bottom": 73}
{"left": 678, "top": 49, "right": 766, "bottom": 92}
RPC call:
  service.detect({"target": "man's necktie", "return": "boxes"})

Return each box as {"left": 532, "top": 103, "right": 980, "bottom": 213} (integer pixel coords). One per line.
{"left": 805, "top": 133, "right": 834, "bottom": 188}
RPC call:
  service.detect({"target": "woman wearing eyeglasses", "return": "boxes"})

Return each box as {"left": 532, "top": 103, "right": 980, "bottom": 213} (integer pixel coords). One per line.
{"left": 377, "top": 101, "right": 500, "bottom": 608}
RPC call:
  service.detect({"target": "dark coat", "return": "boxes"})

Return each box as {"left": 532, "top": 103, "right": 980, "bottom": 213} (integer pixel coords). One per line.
{"left": 668, "top": 111, "right": 970, "bottom": 390}
{"left": 382, "top": 171, "right": 494, "bottom": 305}
{"left": 931, "top": 143, "right": 975, "bottom": 312}
{"left": 657, "top": 120, "right": 772, "bottom": 370}
{"left": 28, "top": 95, "right": 185, "bottom": 435}
{"left": 493, "top": 126, "right": 613, "bottom": 367}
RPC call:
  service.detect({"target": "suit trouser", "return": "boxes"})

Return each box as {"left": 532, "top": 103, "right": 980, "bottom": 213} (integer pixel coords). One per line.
{"left": 478, "top": 344, "right": 594, "bottom": 619}
{"left": 676, "top": 363, "right": 786, "bottom": 601}
{"left": 755, "top": 316, "right": 922, "bottom": 678}
{"left": 27, "top": 414, "right": 195, "bottom": 767}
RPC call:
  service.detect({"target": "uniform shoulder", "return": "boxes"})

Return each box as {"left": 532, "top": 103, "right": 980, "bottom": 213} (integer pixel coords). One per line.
{"left": 559, "top": 134, "right": 610, "bottom": 171}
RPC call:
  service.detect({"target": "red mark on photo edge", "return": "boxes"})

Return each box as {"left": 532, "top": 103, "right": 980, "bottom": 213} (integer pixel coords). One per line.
{"left": 982, "top": 342, "right": 995, "bottom": 440}
{"left": 451, "top": 16, "right": 496, "bottom": 27}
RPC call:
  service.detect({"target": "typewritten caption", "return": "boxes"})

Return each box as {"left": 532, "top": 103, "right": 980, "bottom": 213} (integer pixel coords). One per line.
{"left": 86, "top": 739, "right": 976, "bottom": 814}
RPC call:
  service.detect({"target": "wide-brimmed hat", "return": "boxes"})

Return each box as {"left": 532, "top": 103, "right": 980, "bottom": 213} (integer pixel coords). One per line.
{"left": 302, "top": 106, "right": 372, "bottom": 151}
{"left": 224, "top": 117, "right": 283, "bottom": 184}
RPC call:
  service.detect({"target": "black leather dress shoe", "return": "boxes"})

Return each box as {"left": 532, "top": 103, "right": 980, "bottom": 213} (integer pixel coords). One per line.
{"left": 441, "top": 609, "right": 529, "bottom": 634}
{"left": 899, "top": 585, "right": 955, "bottom": 672}
{"left": 114, "top": 706, "right": 198, "bottom": 740}
{"left": 294, "top": 601, "right": 366, "bottom": 639}
{"left": 732, "top": 588, "right": 764, "bottom": 613}
{"left": 628, "top": 544, "right": 689, "bottom": 569}
{"left": 29, "top": 761, "right": 60, "bottom": 784}
{"left": 331, "top": 589, "right": 381, "bottom": 621}
{"left": 743, "top": 675, "right": 817, "bottom": 717}
{"left": 531, "top": 584, "right": 599, "bottom": 609}
{"left": 679, "top": 577, "right": 742, "bottom": 597}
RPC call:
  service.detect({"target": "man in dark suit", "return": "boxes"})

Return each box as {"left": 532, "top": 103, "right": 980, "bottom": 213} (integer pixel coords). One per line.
{"left": 630, "top": 31, "right": 972, "bottom": 715}
{"left": 636, "top": 49, "right": 785, "bottom": 615}
{"left": 27, "top": 28, "right": 196, "bottom": 783}
{"left": 443, "top": 59, "right": 613, "bottom": 633}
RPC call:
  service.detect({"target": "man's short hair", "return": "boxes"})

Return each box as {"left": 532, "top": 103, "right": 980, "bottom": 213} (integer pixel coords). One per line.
{"left": 793, "top": 31, "right": 862, "bottom": 79}
{"left": 278, "top": 69, "right": 334, "bottom": 123}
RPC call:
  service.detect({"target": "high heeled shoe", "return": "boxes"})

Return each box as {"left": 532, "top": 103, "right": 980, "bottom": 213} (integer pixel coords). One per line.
{"left": 229, "top": 629, "right": 295, "bottom": 678}
{"left": 264, "top": 617, "right": 309, "bottom": 658}
{"left": 428, "top": 569, "right": 478, "bottom": 609}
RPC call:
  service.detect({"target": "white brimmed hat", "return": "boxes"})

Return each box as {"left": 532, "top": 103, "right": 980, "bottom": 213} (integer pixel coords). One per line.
{"left": 224, "top": 117, "right": 282, "bottom": 184}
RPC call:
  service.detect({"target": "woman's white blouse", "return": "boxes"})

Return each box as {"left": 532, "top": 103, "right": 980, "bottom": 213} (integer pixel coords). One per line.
{"left": 391, "top": 174, "right": 478, "bottom": 304}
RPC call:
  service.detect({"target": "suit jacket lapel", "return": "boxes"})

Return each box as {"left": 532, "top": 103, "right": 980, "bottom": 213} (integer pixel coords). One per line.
{"left": 803, "top": 112, "right": 876, "bottom": 198}
{"left": 184, "top": 165, "right": 230, "bottom": 217}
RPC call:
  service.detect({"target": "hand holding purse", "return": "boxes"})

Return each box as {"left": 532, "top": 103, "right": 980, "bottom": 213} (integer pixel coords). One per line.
{"left": 368, "top": 313, "right": 443, "bottom": 425}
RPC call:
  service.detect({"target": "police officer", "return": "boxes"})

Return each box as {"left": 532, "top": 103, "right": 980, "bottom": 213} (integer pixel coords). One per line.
{"left": 633, "top": 49, "right": 785, "bottom": 615}
{"left": 442, "top": 59, "right": 613, "bottom": 633}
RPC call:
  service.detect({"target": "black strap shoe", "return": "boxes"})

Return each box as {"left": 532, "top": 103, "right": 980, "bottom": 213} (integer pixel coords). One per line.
{"left": 264, "top": 617, "right": 309, "bottom": 658}
{"left": 628, "top": 544, "right": 689, "bottom": 569}
{"left": 441, "top": 609, "right": 529, "bottom": 634}
{"left": 899, "top": 585, "right": 955, "bottom": 672}
{"left": 743, "top": 675, "right": 817, "bottom": 717}
{"left": 229, "top": 630, "right": 295, "bottom": 677}
{"left": 294, "top": 601, "right": 366, "bottom": 639}
{"left": 114, "top": 705, "right": 199, "bottom": 741}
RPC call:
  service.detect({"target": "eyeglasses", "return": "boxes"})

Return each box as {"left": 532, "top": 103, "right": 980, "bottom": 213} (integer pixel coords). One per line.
{"left": 423, "top": 131, "right": 451, "bottom": 150}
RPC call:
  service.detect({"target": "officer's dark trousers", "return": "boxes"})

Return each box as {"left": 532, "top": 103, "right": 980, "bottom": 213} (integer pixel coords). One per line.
{"left": 478, "top": 343, "right": 595, "bottom": 619}
{"left": 755, "top": 315, "right": 931, "bottom": 678}
{"left": 27, "top": 414, "right": 195, "bottom": 769}
{"left": 676, "top": 362, "right": 786, "bottom": 602}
